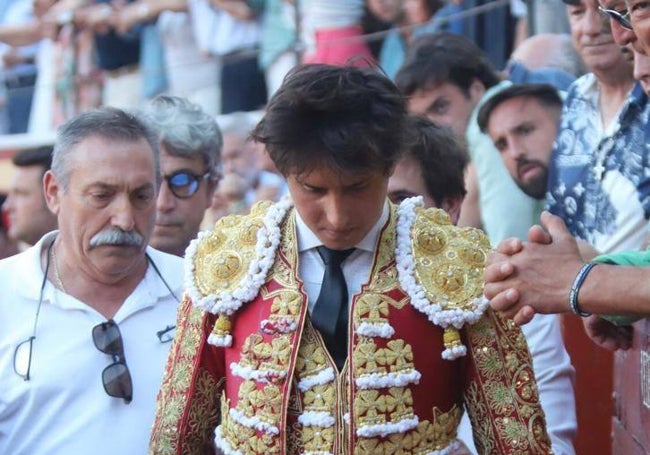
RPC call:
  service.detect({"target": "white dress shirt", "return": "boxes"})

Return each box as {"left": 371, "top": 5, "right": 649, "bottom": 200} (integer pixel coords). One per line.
{"left": 296, "top": 201, "right": 389, "bottom": 313}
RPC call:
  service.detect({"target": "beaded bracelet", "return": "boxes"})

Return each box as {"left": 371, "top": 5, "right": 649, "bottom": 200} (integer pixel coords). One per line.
{"left": 569, "top": 263, "right": 597, "bottom": 317}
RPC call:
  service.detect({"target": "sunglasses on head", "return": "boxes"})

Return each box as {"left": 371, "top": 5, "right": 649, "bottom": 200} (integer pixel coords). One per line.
{"left": 163, "top": 170, "right": 211, "bottom": 199}
{"left": 92, "top": 320, "right": 133, "bottom": 404}
{"left": 598, "top": 5, "right": 633, "bottom": 30}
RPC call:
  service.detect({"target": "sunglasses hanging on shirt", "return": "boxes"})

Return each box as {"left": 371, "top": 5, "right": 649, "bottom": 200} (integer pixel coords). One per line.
{"left": 13, "top": 239, "right": 180, "bottom": 405}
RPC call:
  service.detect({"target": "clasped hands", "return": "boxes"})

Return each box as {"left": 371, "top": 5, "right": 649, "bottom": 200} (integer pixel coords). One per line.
{"left": 484, "top": 211, "right": 633, "bottom": 351}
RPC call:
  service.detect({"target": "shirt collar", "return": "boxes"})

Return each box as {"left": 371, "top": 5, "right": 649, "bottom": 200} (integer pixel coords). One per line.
{"left": 296, "top": 200, "right": 390, "bottom": 253}
{"left": 11, "top": 231, "right": 56, "bottom": 301}
{"left": 11, "top": 231, "right": 182, "bottom": 306}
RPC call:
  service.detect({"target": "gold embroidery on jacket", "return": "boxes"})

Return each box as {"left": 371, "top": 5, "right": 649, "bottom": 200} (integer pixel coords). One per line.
{"left": 149, "top": 296, "right": 221, "bottom": 455}
{"left": 163, "top": 203, "right": 552, "bottom": 454}
{"left": 221, "top": 394, "right": 281, "bottom": 455}
{"left": 350, "top": 208, "right": 420, "bottom": 443}
{"left": 411, "top": 209, "right": 489, "bottom": 310}
{"left": 293, "top": 322, "right": 338, "bottom": 454}
{"left": 464, "top": 310, "right": 553, "bottom": 454}
{"left": 221, "top": 210, "right": 307, "bottom": 454}
{"left": 303, "top": 426, "right": 336, "bottom": 452}
{"left": 233, "top": 333, "right": 293, "bottom": 381}
{"left": 295, "top": 332, "right": 330, "bottom": 379}
{"left": 353, "top": 404, "right": 462, "bottom": 454}
{"left": 355, "top": 294, "right": 391, "bottom": 326}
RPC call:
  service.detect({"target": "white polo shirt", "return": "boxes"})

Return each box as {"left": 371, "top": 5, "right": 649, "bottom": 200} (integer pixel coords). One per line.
{"left": 0, "top": 232, "right": 183, "bottom": 455}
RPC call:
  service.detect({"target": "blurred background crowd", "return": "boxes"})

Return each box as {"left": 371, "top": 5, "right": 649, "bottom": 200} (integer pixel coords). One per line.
{"left": 0, "top": 0, "right": 571, "bottom": 135}
{"left": 0, "top": 0, "right": 579, "bottom": 257}
{"left": 5, "top": 1, "right": 647, "bottom": 454}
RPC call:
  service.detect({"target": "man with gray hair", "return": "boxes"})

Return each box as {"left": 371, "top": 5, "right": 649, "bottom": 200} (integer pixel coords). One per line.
{"left": 0, "top": 107, "right": 183, "bottom": 454}
{"left": 140, "top": 95, "right": 223, "bottom": 257}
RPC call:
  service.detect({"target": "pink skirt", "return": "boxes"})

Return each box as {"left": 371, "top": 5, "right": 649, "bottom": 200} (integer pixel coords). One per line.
{"left": 303, "top": 25, "right": 374, "bottom": 67}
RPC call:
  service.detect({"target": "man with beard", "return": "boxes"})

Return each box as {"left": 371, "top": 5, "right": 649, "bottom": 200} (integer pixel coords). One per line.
{"left": 388, "top": 114, "right": 576, "bottom": 455}
{"left": 477, "top": 83, "right": 563, "bottom": 201}
{"left": 0, "top": 107, "right": 183, "bottom": 454}
{"left": 140, "top": 95, "right": 222, "bottom": 257}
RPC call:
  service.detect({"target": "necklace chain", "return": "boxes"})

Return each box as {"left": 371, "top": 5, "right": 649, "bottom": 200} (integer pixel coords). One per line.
{"left": 51, "top": 243, "right": 67, "bottom": 294}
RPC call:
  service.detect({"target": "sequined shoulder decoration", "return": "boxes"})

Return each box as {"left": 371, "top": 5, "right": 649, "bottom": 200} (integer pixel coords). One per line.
{"left": 396, "top": 196, "right": 490, "bottom": 359}
{"left": 184, "top": 198, "right": 293, "bottom": 346}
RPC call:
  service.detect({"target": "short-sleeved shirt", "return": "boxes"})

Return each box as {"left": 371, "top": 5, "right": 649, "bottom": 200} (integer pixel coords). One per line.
{"left": 546, "top": 74, "right": 650, "bottom": 253}
{"left": 0, "top": 232, "right": 183, "bottom": 454}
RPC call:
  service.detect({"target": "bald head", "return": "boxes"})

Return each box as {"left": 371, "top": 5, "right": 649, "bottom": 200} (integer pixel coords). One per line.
{"left": 511, "top": 33, "right": 586, "bottom": 77}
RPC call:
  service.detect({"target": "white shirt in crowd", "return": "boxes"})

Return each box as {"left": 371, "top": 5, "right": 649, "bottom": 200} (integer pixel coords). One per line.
{"left": 0, "top": 231, "right": 183, "bottom": 455}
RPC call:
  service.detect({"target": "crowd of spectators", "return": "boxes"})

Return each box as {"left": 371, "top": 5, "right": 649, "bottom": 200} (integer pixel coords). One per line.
{"left": 5, "top": 0, "right": 649, "bottom": 454}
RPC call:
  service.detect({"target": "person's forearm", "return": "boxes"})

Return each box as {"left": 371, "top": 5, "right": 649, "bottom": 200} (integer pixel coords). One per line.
{"left": 0, "top": 22, "right": 41, "bottom": 46}
{"left": 577, "top": 265, "right": 650, "bottom": 317}
{"left": 146, "top": 0, "right": 188, "bottom": 14}
{"left": 211, "top": 0, "right": 256, "bottom": 20}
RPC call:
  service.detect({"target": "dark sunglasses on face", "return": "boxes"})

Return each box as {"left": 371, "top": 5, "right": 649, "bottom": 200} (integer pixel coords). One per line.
{"left": 598, "top": 5, "right": 633, "bottom": 30}
{"left": 163, "top": 170, "right": 210, "bottom": 199}
{"left": 92, "top": 320, "right": 133, "bottom": 404}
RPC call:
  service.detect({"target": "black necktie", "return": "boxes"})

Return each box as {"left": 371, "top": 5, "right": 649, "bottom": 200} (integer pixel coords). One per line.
{"left": 312, "top": 246, "right": 354, "bottom": 370}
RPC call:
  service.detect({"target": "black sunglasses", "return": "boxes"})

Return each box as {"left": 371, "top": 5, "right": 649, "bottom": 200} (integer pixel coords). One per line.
{"left": 92, "top": 320, "right": 133, "bottom": 404}
{"left": 598, "top": 5, "right": 632, "bottom": 30}
{"left": 13, "top": 241, "right": 178, "bottom": 393}
{"left": 163, "top": 170, "right": 210, "bottom": 199}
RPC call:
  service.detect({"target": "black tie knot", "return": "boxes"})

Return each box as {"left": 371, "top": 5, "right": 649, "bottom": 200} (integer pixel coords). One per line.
{"left": 317, "top": 246, "right": 355, "bottom": 267}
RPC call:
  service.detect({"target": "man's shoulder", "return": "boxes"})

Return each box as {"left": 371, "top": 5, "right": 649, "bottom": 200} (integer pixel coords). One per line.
{"left": 0, "top": 243, "right": 44, "bottom": 298}
{"left": 145, "top": 246, "right": 185, "bottom": 293}
{"left": 563, "top": 73, "right": 596, "bottom": 105}
{"left": 397, "top": 200, "right": 490, "bottom": 306}
{"left": 146, "top": 246, "right": 184, "bottom": 269}
{"left": 0, "top": 249, "right": 29, "bottom": 273}
{"left": 186, "top": 200, "right": 286, "bottom": 302}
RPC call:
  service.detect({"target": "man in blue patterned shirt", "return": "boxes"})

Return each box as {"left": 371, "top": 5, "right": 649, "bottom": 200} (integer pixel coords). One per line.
{"left": 548, "top": 0, "right": 650, "bottom": 255}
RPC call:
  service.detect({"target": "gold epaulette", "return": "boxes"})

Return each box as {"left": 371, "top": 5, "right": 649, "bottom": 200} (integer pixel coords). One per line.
{"left": 395, "top": 201, "right": 491, "bottom": 360}
{"left": 410, "top": 207, "right": 490, "bottom": 313}
{"left": 192, "top": 201, "right": 272, "bottom": 299}
{"left": 185, "top": 199, "right": 295, "bottom": 346}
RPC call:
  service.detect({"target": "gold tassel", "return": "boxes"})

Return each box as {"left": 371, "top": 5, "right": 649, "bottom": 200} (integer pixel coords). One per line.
{"left": 443, "top": 327, "right": 462, "bottom": 350}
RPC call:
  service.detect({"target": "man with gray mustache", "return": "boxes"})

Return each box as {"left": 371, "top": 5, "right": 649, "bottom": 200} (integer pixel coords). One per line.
{"left": 0, "top": 107, "right": 184, "bottom": 455}
{"left": 89, "top": 229, "right": 145, "bottom": 249}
